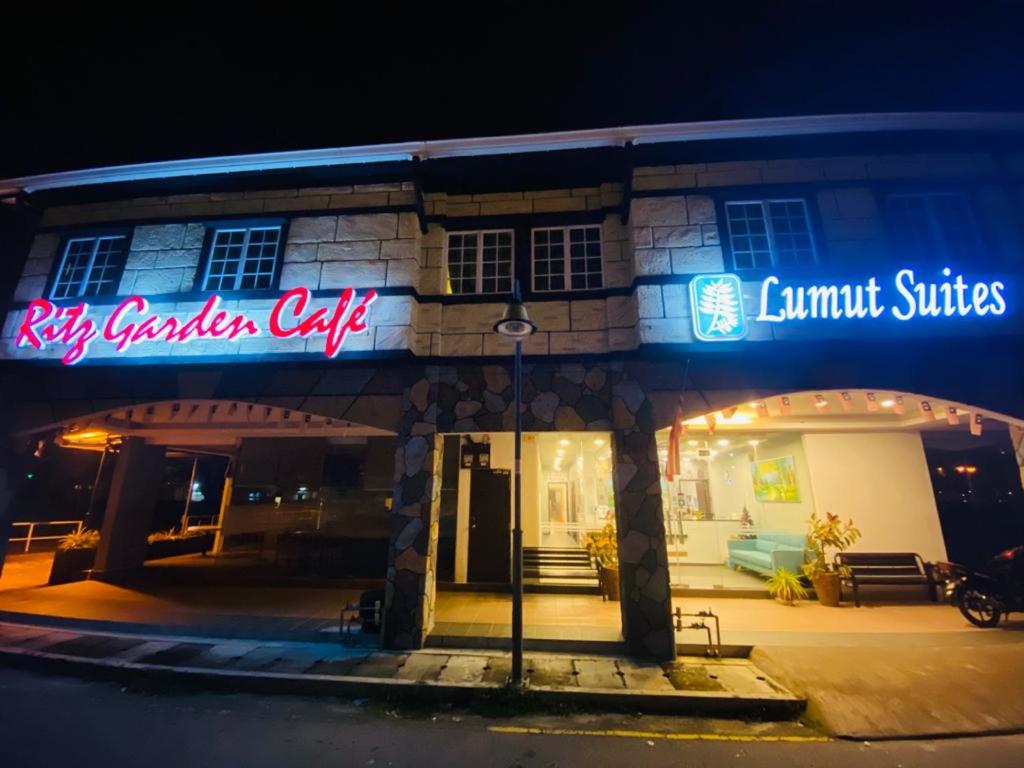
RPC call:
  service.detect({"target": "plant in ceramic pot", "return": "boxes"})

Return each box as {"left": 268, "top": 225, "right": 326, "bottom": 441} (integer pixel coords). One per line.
{"left": 49, "top": 528, "right": 100, "bottom": 586}
{"left": 583, "top": 522, "right": 620, "bottom": 602}
{"left": 802, "top": 512, "right": 861, "bottom": 607}
{"left": 766, "top": 567, "right": 807, "bottom": 605}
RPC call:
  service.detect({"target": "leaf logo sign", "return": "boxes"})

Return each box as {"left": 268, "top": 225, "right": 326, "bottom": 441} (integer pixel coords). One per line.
{"left": 689, "top": 273, "right": 748, "bottom": 341}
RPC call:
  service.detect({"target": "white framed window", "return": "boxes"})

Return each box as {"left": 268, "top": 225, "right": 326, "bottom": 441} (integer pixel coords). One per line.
{"left": 725, "top": 199, "right": 817, "bottom": 269}
{"left": 531, "top": 225, "right": 603, "bottom": 292}
{"left": 445, "top": 230, "right": 514, "bottom": 295}
{"left": 201, "top": 226, "right": 282, "bottom": 291}
{"left": 886, "top": 192, "right": 981, "bottom": 262}
{"left": 51, "top": 236, "right": 128, "bottom": 299}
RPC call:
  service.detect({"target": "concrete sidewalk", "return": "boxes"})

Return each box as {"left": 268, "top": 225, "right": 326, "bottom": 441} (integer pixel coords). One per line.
{"left": 0, "top": 620, "right": 802, "bottom": 718}
{"left": 753, "top": 641, "right": 1024, "bottom": 739}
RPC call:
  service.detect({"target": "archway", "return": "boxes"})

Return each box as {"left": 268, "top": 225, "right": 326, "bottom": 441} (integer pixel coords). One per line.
{"left": 0, "top": 399, "right": 398, "bottom": 638}
{"left": 655, "top": 389, "right": 1024, "bottom": 593}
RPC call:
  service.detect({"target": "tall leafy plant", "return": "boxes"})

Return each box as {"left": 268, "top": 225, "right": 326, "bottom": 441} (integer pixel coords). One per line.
{"left": 582, "top": 523, "right": 618, "bottom": 569}
{"left": 802, "top": 512, "right": 861, "bottom": 578}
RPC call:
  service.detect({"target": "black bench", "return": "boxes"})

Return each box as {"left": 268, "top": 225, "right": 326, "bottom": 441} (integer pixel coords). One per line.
{"left": 836, "top": 552, "right": 938, "bottom": 607}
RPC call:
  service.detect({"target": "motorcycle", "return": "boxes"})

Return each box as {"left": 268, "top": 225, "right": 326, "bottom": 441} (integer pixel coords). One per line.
{"left": 935, "top": 545, "right": 1024, "bottom": 627}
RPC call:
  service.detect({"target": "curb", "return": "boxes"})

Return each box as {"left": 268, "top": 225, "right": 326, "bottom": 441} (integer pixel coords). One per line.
{"left": 0, "top": 644, "right": 804, "bottom": 718}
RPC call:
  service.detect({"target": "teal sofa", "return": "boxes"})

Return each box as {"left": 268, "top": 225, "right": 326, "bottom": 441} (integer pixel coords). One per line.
{"left": 727, "top": 532, "right": 806, "bottom": 577}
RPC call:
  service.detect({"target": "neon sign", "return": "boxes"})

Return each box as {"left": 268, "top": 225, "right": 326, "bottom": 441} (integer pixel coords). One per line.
{"left": 15, "top": 286, "right": 377, "bottom": 365}
{"left": 756, "top": 268, "right": 1006, "bottom": 323}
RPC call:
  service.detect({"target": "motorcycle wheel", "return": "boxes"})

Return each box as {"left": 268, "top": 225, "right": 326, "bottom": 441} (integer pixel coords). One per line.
{"left": 956, "top": 588, "right": 1003, "bottom": 628}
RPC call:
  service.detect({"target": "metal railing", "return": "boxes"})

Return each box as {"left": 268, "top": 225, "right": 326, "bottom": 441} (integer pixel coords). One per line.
{"left": 9, "top": 520, "right": 84, "bottom": 553}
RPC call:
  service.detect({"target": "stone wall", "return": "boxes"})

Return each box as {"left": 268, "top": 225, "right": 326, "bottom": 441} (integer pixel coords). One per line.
{"left": 38, "top": 183, "right": 418, "bottom": 228}
{"left": 6, "top": 149, "right": 1021, "bottom": 365}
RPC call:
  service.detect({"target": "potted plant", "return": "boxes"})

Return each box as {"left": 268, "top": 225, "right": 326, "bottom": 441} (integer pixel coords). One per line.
{"left": 49, "top": 528, "right": 100, "bottom": 585}
{"left": 766, "top": 567, "right": 807, "bottom": 605}
{"left": 802, "top": 512, "right": 861, "bottom": 607}
{"left": 583, "top": 522, "right": 620, "bottom": 602}
{"left": 146, "top": 528, "right": 213, "bottom": 560}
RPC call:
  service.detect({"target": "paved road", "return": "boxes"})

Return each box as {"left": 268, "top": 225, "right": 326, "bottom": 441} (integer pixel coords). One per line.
{"left": 0, "top": 667, "right": 1022, "bottom": 767}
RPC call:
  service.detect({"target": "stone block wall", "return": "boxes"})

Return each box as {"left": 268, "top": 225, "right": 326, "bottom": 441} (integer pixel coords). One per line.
{"left": 6, "top": 148, "right": 1020, "bottom": 364}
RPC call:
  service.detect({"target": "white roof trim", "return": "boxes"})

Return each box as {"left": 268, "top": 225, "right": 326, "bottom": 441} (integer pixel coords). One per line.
{"left": 3, "top": 111, "right": 1023, "bottom": 196}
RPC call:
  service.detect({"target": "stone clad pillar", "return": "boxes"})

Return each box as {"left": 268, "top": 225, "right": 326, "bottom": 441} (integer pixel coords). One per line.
{"left": 93, "top": 437, "right": 165, "bottom": 574}
{"left": 382, "top": 371, "right": 443, "bottom": 650}
{"left": 611, "top": 376, "right": 676, "bottom": 660}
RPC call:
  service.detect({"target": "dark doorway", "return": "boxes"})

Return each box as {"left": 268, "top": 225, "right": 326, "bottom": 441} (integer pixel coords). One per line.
{"left": 467, "top": 468, "right": 511, "bottom": 583}
{"left": 924, "top": 427, "right": 1024, "bottom": 568}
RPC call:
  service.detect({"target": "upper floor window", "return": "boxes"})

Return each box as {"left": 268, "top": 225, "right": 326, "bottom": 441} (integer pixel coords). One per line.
{"left": 532, "top": 225, "right": 603, "bottom": 292}
{"left": 51, "top": 236, "right": 128, "bottom": 299}
{"left": 725, "top": 199, "right": 816, "bottom": 269}
{"left": 885, "top": 192, "right": 981, "bottom": 262}
{"left": 201, "top": 226, "right": 282, "bottom": 291}
{"left": 445, "top": 230, "right": 514, "bottom": 295}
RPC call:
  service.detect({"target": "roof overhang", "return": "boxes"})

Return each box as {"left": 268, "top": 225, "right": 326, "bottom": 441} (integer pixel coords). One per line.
{"left": 3, "top": 111, "right": 1024, "bottom": 198}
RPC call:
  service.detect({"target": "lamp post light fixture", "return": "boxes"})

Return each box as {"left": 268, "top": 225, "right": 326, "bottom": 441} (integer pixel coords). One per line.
{"left": 494, "top": 280, "right": 536, "bottom": 687}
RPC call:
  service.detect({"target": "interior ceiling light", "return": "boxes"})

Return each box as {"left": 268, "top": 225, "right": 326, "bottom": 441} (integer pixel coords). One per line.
{"left": 684, "top": 412, "right": 752, "bottom": 427}
{"left": 559, "top": 439, "right": 570, "bottom": 446}
{"left": 687, "top": 440, "right": 699, "bottom": 446}
{"left": 881, "top": 399, "right": 895, "bottom": 408}
{"left": 717, "top": 439, "right": 730, "bottom": 446}
{"left": 593, "top": 438, "right": 605, "bottom": 446}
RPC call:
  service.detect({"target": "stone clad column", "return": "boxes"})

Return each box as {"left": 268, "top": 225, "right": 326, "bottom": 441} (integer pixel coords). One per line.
{"left": 382, "top": 371, "right": 443, "bottom": 650}
{"left": 93, "top": 437, "right": 165, "bottom": 574}
{"left": 611, "top": 375, "right": 676, "bottom": 660}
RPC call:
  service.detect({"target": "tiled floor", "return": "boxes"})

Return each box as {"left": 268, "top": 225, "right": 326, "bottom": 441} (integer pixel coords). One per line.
{"left": 670, "top": 564, "right": 768, "bottom": 591}
{"left": 4, "top": 551, "right": 1023, "bottom": 647}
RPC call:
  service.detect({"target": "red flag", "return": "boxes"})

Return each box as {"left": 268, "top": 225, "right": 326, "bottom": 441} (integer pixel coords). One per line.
{"left": 919, "top": 400, "right": 935, "bottom": 420}
{"left": 893, "top": 395, "right": 906, "bottom": 415}
{"left": 666, "top": 410, "right": 682, "bottom": 480}
{"left": 865, "top": 392, "right": 879, "bottom": 412}
{"left": 840, "top": 391, "right": 853, "bottom": 411}
{"left": 946, "top": 406, "right": 960, "bottom": 426}
{"left": 704, "top": 412, "right": 717, "bottom": 433}
{"left": 970, "top": 413, "right": 984, "bottom": 436}
{"left": 779, "top": 396, "right": 792, "bottom": 415}
{"left": 722, "top": 406, "right": 738, "bottom": 419}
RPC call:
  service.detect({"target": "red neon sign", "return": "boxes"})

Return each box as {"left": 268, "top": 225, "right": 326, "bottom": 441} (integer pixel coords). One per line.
{"left": 16, "top": 286, "right": 377, "bottom": 365}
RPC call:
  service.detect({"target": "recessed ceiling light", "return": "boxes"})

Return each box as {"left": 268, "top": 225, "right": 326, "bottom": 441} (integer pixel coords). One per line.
{"left": 687, "top": 440, "right": 699, "bottom": 446}
{"left": 881, "top": 399, "right": 895, "bottom": 408}
{"left": 559, "top": 439, "right": 570, "bottom": 446}
{"left": 594, "top": 439, "right": 605, "bottom": 446}
{"left": 717, "top": 439, "right": 730, "bottom": 446}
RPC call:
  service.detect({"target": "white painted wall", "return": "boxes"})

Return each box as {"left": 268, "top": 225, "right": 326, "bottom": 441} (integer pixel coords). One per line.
{"left": 802, "top": 432, "right": 947, "bottom": 561}
{"left": 753, "top": 432, "right": 818, "bottom": 533}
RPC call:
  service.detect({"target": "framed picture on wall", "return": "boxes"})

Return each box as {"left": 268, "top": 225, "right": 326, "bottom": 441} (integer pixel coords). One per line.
{"left": 750, "top": 456, "right": 801, "bottom": 503}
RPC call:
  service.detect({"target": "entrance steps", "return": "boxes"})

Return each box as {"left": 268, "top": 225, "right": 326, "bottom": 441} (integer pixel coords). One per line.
{"left": 524, "top": 547, "right": 599, "bottom": 593}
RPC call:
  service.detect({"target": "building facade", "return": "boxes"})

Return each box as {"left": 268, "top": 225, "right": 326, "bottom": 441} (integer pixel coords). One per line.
{"left": 2, "top": 113, "right": 1024, "bottom": 658}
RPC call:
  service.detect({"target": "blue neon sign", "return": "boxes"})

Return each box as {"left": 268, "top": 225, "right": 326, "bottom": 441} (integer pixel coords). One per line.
{"left": 689, "top": 273, "right": 748, "bottom": 341}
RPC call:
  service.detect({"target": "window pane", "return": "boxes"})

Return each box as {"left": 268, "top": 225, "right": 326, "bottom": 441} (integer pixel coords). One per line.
{"left": 204, "top": 227, "right": 281, "bottom": 291}
{"left": 887, "top": 195, "right": 936, "bottom": 262}
{"left": 767, "top": 201, "right": 815, "bottom": 267}
{"left": 930, "top": 194, "right": 978, "bottom": 261}
{"left": 726, "top": 203, "right": 773, "bottom": 269}
{"left": 532, "top": 229, "right": 565, "bottom": 292}
{"left": 52, "top": 237, "right": 126, "bottom": 299}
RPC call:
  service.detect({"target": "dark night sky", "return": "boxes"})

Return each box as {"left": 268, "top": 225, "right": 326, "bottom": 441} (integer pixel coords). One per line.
{"left": 2, "top": 3, "right": 1023, "bottom": 178}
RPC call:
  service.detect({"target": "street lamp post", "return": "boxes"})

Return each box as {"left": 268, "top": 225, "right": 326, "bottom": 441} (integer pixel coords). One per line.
{"left": 493, "top": 280, "right": 536, "bottom": 686}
